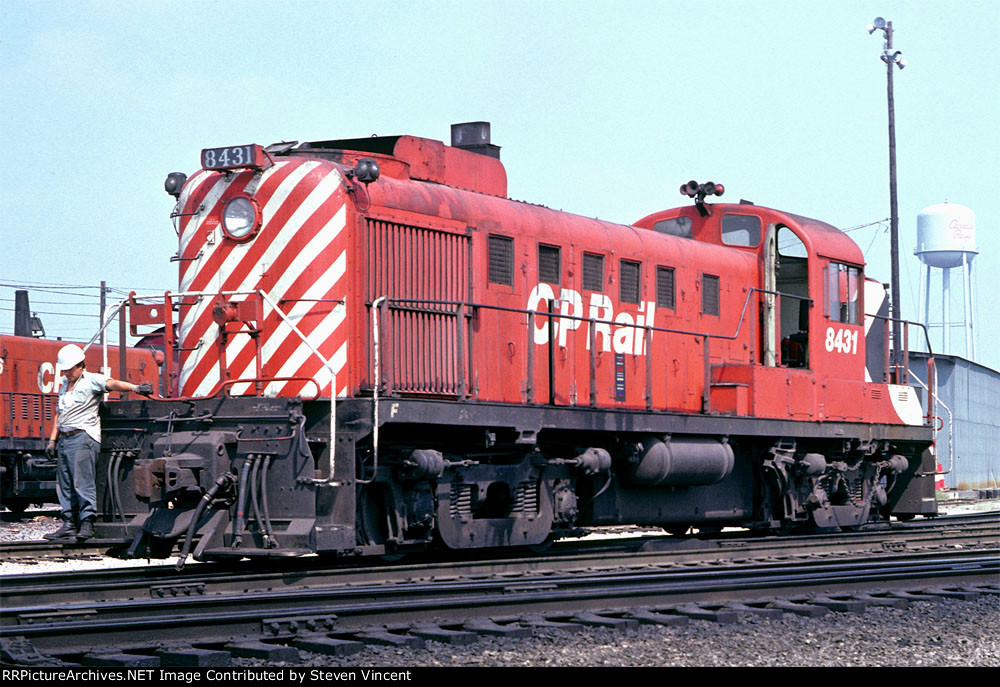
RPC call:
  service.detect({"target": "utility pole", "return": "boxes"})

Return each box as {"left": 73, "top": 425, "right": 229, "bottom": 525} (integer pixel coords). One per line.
{"left": 869, "top": 17, "right": 906, "bottom": 380}
{"left": 99, "top": 281, "right": 107, "bottom": 348}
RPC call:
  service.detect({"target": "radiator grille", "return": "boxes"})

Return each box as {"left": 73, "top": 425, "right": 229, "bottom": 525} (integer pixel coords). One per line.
{"left": 368, "top": 219, "right": 471, "bottom": 395}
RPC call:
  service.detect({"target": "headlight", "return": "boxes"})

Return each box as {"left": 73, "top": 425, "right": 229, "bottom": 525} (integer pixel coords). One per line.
{"left": 222, "top": 196, "right": 259, "bottom": 241}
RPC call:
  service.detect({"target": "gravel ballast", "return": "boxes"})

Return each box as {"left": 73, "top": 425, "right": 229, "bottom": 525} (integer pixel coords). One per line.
{"left": 312, "top": 595, "right": 1000, "bottom": 667}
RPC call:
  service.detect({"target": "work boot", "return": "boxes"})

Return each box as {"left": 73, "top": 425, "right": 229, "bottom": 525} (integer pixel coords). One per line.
{"left": 76, "top": 518, "right": 95, "bottom": 541}
{"left": 43, "top": 520, "right": 77, "bottom": 540}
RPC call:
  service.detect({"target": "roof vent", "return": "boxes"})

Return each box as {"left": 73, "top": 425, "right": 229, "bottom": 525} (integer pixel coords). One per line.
{"left": 451, "top": 121, "right": 501, "bottom": 159}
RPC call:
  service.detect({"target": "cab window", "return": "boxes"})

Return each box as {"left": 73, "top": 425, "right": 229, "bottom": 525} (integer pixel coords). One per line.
{"left": 721, "top": 214, "right": 761, "bottom": 247}
{"left": 827, "top": 263, "right": 861, "bottom": 325}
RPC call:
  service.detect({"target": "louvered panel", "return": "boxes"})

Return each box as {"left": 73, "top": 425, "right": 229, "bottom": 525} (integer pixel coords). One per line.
{"left": 488, "top": 235, "right": 513, "bottom": 286}
{"left": 657, "top": 266, "right": 675, "bottom": 309}
{"left": 538, "top": 244, "right": 560, "bottom": 284}
{"left": 620, "top": 260, "right": 640, "bottom": 305}
{"left": 368, "top": 218, "right": 470, "bottom": 396}
{"left": 583, "top": 253, "right": 604, "bottom": 291}
{"left": 703, "top": 274, "right": 720, "bottom": 316}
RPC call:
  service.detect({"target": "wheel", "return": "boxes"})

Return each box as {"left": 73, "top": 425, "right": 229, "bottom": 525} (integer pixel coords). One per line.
{"left": 147, "top": 536, "right": 177, "bottom": 559}
{"left": 527, "top": 535, "right": 555, "bottom": 553}
{"left": 1, "top": 498, "right": 31, "bottom": 516}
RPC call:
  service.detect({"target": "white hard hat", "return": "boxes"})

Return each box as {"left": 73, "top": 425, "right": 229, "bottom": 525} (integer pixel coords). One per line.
{"left": 57, "top": 344, "right": 86, "bottom": 369}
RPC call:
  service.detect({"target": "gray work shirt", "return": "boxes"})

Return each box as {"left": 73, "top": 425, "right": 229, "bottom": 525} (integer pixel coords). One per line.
{"left": 57, "top": 370, "right": 110, "bottom": 442}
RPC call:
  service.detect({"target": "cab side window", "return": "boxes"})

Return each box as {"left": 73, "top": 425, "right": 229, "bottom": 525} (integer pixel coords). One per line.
{"left": 827, "top": 263, "right": 861, "bottom": 325}
{"left": 721, "top": 214, "right": 762, "bottom": 247}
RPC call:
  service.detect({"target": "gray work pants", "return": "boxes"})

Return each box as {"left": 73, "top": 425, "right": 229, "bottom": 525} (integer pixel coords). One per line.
{"left": 56, "top": 432, "right": 99, "bottom": 523}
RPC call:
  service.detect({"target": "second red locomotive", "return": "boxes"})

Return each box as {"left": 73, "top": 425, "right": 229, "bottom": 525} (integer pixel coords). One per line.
{"left": 95, "top": 123, "right": 936, "bottom": 561}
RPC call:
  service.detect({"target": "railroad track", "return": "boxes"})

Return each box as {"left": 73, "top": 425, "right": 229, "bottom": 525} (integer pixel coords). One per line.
{"left": 1, "top": 509, "right": 995, "bottom": 565}
{"left": 1, "top": 549, "right": 997, "bottom": 666}
{"left": 1, "top": 512, "right": 997, "bottom": 666}
{"left": 0, "top": 538, "right": 131, "bottom": 564}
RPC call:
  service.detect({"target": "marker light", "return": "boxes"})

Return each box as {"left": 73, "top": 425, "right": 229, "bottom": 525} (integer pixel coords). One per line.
{"left": 222, "top": 196, "right": 260, "bottom": 241}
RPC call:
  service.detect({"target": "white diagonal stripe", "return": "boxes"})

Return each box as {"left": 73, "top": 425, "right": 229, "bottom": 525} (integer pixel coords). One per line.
{"left": 269, "top": 203, "right": 347, "bottom": 299}
{"left": 209, "top": 162, "right": 328, "bottom": 297}
{"left": 265, "top": 339, "right": 347, "bottom": 397}
{"left": 180, "top": 162, "right": 289, "bottom": 290}
{"left": 216, "top": 201, "right": 346, "bottom": 374}
{"left": 228, "top": 254, "right": 347, "bottom": 391}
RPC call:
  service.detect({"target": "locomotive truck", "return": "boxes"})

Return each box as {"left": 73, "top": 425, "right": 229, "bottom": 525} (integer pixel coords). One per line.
{"left": 91, "top": 122, "right": 936, "bottom": 562}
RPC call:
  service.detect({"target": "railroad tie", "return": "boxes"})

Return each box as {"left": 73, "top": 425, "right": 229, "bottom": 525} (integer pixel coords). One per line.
{"left": 570, "top": 611, "right": 640, "bottom": 630}
{"left": 853, "top": 593, "right": 910, "bottom": 609}
{"left": 627, "top": 609, "right": 690, "bottom": 627}
{"left": 520, "top": 614, "right": 588, "bottom": 632}
{"left": 353, "top": 629, "right": 425, "bottom": 649}
{"left": 767, "top": 600, "right": 829, "bottom": 618}
{"left": 671, "top": 604, "right": 739, "bottom": 624}
{"left": 225, "top": 641, "right": 300, "bottom": 663}
{"left": 721, "top": 601, "right": 784, "bottom": 619}
{"left": 81, "top": 652, "right": 160, "bottom": 667}
{"left": 156, "top": 647, "right": 232, "bottom": 667}
{"left": 408, "top": 623, "right": 479, "bottom": 645}
{"left": 292, "top": 635, "right": 365, "bottom": 657}
{"left": 463, "top": 618, "right": 532, "bottom": 638}
{"left": 922, "top": 587, "right": 982, "bottom": 601}
{"left": 802, "top": 596, "right": 869, "bottom": 613}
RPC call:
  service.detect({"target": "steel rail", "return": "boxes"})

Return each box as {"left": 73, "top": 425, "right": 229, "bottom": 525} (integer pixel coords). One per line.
{"left": 2, "top": 509, "right": 993, "bottom": 564}
{"left": 2, "top": 512, "right": 996, "bottom": 608}
{"left": 1, "top": 550, "right": 996, "bottom": 657}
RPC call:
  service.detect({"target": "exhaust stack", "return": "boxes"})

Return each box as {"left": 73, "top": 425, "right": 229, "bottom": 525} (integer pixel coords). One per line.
{"left": 451, "top": 121, "right": 501, "bottom": 159}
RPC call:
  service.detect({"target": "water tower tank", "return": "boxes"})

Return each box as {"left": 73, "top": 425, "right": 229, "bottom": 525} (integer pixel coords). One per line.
{"left": 915, "top": 202, "right": 977, "bottom": 268}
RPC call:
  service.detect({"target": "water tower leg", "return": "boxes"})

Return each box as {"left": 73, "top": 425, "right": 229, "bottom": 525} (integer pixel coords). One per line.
{"left": 971, "top": 260, "right": 978, "bottom": 360}
{"left": 921, "top": 263, "right": 931, "bottom": 344}
{"left": 963, "top": 254, "right": 974, "bottom": 361}
{"left": 942, "top": 267, "right": 950, "bottom": 355}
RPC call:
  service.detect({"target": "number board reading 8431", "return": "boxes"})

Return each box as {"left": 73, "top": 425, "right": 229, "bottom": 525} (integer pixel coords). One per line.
{"left": 201, "top": 144, "right": 267, "bottom": 171}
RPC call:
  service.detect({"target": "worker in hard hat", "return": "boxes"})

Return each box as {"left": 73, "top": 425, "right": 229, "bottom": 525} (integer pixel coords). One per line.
{"left": 43, "top": 344, "right": 153, "bottom": 541}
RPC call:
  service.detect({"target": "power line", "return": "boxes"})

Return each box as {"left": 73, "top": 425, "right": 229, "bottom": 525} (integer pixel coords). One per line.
{"left": 0, "top": 306, "right": 101, "bottom": 318}
{"left": 0, "top": 297, "right": 104, "bottom": 306}
{"left": 842, "top": 217, "right": 890, "bottom": 233}
{"left": 1, "top": 281, "right": 169, "bottom": 295}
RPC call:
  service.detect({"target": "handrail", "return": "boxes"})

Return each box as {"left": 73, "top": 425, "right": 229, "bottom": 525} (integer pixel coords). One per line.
{"left": 214, "top": 376, "right": 320, "bottom": 400}
{"left": 908, "top": 366, "right": 952, "bottom": 478}
{"left": 375, "top": 286, "right": 800, "bottom": 344}
{"left": 370, "top": 288, "right": 812, "bottom": 412}
{"left": 255, "top": 289, "right": 343, "bottom": 484}
{"left": 81, "top": 289, "right": 344, "bottom": 483}
{"left": 868, "top": 313, "right": 935, "bottom": 384}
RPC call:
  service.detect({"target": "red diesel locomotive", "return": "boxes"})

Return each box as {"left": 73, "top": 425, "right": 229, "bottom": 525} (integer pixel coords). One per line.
{"left": 98, "top": 123, "right": 937, "bottom": 561}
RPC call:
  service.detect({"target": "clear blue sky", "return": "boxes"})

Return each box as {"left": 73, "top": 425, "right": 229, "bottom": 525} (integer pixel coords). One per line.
{"left": 2, "top": 0, "right": 998, "bottom": 370}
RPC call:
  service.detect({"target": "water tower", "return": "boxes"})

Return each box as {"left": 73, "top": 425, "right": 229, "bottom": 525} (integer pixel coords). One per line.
{"left": 915, "top": 202, "right": 977, "bottom": 359}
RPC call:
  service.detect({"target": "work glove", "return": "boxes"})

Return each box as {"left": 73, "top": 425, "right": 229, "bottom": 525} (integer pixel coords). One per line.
{"left": 45, "top": 440, "right": 57, "bottom": 459}
{"left": 134, "top": 383, "right": 154, "bottom": 397}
